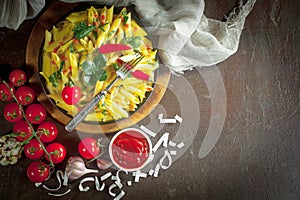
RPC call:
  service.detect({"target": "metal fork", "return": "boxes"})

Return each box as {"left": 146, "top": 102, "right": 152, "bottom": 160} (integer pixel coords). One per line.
{"left": 65, "top": 51, "right": 144, "bottom": 132}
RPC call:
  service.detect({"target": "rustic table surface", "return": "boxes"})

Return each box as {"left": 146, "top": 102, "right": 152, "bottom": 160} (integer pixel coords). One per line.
{"left": 0, "top": 0, "right": 299, "bottom": 199}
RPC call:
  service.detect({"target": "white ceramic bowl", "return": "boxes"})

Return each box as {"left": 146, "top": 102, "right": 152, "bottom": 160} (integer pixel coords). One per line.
{"left": 109, "top": 128, "right": 152, "bottom": 172}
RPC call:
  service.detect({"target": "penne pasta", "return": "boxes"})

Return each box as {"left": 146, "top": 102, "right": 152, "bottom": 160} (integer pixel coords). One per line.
{"left": 131, "top": 19, "right": 148, "bottom": 37}
{"left": 41, "top": 5, "right": 158, "bottom": 122}
{"left": 51, "top": 52, "right": 61, "bottom": 68}
{"left": 66, "top": 11, "right": 88, "bottom": 23}
{"left": 42, "top": 52, "right": 52, "bottom": 76}
{"left": 44, "top": 30, "right": 52, "bottom": 49}
{"left": 109, "top": 101, "right": 128, "bottom": 119}
{"left": 95, "top": 23, "right": 110, "bottom": 48}
{"left": 107, "top": 18, "right": 121, "bottom": 40}
{"left": 88, "top": 6, "right": 99, "bottom": 25}
{"left": 56, "top": 39, "right": 73, "bottom": 55}
{"left": 106, "top": 5, "right": 114, "bottom": 24}
{"left": 124, "top": 12, "right": 132, "bottom": 37}
{"left": 99, "top": 6, "right": 107, "bottom": 24}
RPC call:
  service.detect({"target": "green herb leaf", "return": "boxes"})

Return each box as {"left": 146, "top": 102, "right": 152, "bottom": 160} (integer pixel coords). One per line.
{"left": 48, "top": 61, "right": 64, "bottom": 88}
{"left": 125, "top": 36, "right": 142, "bottom": 49}
{"left": 122, "top": 10, "right": 128, "bottom": 25}
{"left": 70, "top": 43, "right": 74, "bottom": 53}
{"left": 81, "top": 60, "right": 95, "bottom": 75}
{"left": 85, "top": 74, "right": 97, "bottom": 86}
{"left": 102, "top": 110, "right": 108, "bottom": 115}
{"left": 98, "top": 69, "right": 107, "bottom": 81}
{"left": 93, "top": 54, "right": 106, "bottom": 69}
{"left": 112, "top": 63, "right": 119, "bottom": 70}
{"left": 48, "top": 72, "right": 61, "bottom": 88}
{"left": 98, "top": 26, "right": 105, "bottom": 32}
{"left": 81, "top": 54, "right": 107, "bottom": 85}
{"left": 83, "top": 69, "right": 107, "bottom": 86}
{"left": 73, "top": 22, "right": 96, "bottom": 40}
{"left": 98, "top": 23, "right": 108, "bottom": 32}
{"left": 93, "top": 31, "right": 98, "bottom": 39}
{"left": 59, "top": 60, "right": 65, "bottom": 72}
{"left": 124, "top": 16, "right": 129, "bottom": 25}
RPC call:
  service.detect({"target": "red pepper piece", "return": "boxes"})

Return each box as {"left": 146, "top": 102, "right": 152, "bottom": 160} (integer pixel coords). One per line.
{"left": 131, "top": 70, "right": 150, "bottom": 81}
{"left": 98, "top": 44, "right": 132, "bottom": 54}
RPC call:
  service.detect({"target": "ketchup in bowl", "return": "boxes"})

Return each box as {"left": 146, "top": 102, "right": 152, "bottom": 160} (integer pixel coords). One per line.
{"left": 109, "top": 128, "right": 152, "bottom": 172}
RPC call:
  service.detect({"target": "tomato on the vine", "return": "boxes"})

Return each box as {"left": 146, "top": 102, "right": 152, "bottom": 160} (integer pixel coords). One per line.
{"left": 15, "top": 86, "right": 35, "bottom": 106}
{"left": 27, "top": 161, "right": 50, "bottom": 183}
{"left": 24, "top": 139, "right": 44, "bottom": 160}
{"left": 9, "top": 69, "right": 27, "bottom": 87}
{"left": 61, "top": 85, "right": 81, "bottom": 105}
{"left": 37, "top": 121, "right": 58, "bottom": 143}
{"left": 45, "top": 143, "right": 66, "bottom": 164}
{"left": 78, "top": 137, "right": 101, "bottom": 159}
{"left": 0, "top": 82, "right": 14, "bottom": 101}
{"left": 3, "top": 103, "right": 22, "bottom": 123}
{"left": 25, "top": 103, "right": 46, "bottom": 124}
{"left": 13, "top": 120, "right": 32, "bottom": 141}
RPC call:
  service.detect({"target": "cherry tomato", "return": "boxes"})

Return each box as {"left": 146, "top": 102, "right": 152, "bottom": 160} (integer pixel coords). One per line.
{"left": 15, "top": 86, "right": 35, "bottom": 106}
{"left": 37, "top": 121, "right": 58, "bottom": 143}
{"left": 25, "top": 103, "right": 46, "bottom": 124}
{"left": 3, "top": 103, "right": 22, "bottom": 123}
{"left": 61, "top": 85, "right": 81, "bottom": 105}
{"left": 45, "top": 143, "right": 66, "bottom": 164}
{"left": 9, "top": 69, "right": 27, "bottom": 87}
{"left": 13, "top": 120, "right": 32, "bottom": 141}
{"left": 27, "top": 161, "right": 50, "bottom": 183}
{"left": 78, "top": 137, "right": 100, "bottom": 159}
{"left": 24, "top": 139, "right": 44, "bottom": 160}
{"left": 0, "top": 82, "right": 14, "bottom": 101}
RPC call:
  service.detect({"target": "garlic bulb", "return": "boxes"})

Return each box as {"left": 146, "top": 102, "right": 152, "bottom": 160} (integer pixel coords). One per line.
{"left": 0, "top": 136, "right": 22, "bottom": 166}
{"left": 65, "top": 156, "right": 98, "bottom": 180}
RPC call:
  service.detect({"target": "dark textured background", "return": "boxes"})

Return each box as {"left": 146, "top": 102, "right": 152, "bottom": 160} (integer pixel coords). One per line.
{"left": 0, "top": 0, "right": 299, "bottom": 199}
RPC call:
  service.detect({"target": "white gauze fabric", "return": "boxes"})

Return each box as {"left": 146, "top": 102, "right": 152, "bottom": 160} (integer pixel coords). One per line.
{"left": 0, "top": 0, "right": 45, "bottom": 30}
{"left": 0, "top": 0, "right": 256, "bottom": 74}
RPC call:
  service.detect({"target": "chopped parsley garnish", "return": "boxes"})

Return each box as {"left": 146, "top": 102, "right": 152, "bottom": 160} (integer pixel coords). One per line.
{"left": 48, "top": 61, "right": 65, "bottom": 87}
{"left": 73, "top": 22, "right": 108, "bottom": 40}
{"left": 122, "top": 10, "right": 129, "bottom": 25}
{"left": 73, "top": 22, "right": 96, "bottom": 40}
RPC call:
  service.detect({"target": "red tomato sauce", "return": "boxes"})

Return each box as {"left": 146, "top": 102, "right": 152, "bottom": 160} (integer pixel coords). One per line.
{"left": 111, "top": 130, "right": 150, "bottom": 169}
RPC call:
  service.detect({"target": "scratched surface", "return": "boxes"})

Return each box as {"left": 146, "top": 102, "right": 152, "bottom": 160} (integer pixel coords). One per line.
{"left": 0, "top": 0, "right": 299, "bottom": 199}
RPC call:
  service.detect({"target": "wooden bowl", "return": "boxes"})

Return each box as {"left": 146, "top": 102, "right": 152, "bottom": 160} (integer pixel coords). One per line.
{"left": 26, "top": 1, "right": 170, "bottom": 134}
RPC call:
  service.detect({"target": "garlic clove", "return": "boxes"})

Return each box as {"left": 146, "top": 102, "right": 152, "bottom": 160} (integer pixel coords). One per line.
{"left": 65, "top": 156, "right": 99, "bottom": 180}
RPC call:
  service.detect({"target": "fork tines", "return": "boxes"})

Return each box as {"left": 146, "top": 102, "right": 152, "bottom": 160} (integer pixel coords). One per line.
{"left": 123, "top": 51, "right": 144, "bottom": 73}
